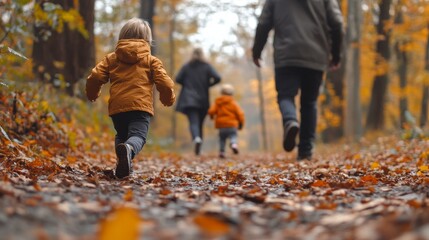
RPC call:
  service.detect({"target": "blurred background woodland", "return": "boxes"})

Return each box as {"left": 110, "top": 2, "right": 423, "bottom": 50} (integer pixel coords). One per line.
{"left": 1, "top": 0, "right": 429, "bottom": 153}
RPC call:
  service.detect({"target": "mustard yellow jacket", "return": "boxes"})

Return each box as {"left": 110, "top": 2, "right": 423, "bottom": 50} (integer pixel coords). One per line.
{"left": 86, "top": 39, "right": 175, "bottom": 116}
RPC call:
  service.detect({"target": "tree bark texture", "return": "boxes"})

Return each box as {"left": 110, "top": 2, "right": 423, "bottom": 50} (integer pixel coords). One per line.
{"left": 322, "top": 0, "right": 345, "bottom": 142}
{"left": 32, "top": 0, "right": 95, "bottom": 96}
{"left": 394, "top": 9, "right": 408, "bottom": 129}
{"left": 366, "top": 0, "right": 392, "bottom": 130}
{"left": 395, "top": 41, "right": 408, "bottom": 129}
{"left": 140, "top": 0, "right": 156, "bottom": 55}
{"left": 169, "top": 4, "right": 177, "bottom": 141}
{"left": 345, "top": 0, "right": 362, "bottom": 141}
{"left": 420, "top": 24, "right": 429, "bottom": 127}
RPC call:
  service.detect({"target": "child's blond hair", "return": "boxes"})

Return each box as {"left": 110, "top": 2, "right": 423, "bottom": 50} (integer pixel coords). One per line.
{"left": 221, "top": 84, "right": 234, "bottom": 96}
{"left": 119, "top": 18, "right": 152, "bottom": 44}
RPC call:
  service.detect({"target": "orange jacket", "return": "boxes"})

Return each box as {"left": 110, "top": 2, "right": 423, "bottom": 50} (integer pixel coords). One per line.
{"left": 86, "top": 39, "right": 175, "bottom": 116}
{"left": 208, "top": 95, "right": 245, "bottom": 129}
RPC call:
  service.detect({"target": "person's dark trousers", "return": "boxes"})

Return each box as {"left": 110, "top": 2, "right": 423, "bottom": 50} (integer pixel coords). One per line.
{"left": 219, "top": 128, "right": 238, "bottom": 153}
{"left": 111, "top": 111, "right": 151, "bottom": 159}
{"left": 274, "top": 66, "right": 323, "bottom": 156}
{"left": 184, "top": 107, "right": 207, "bottom": 140}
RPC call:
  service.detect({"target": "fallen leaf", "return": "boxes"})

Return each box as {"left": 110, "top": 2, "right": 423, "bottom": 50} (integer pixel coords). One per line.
{"left": 193, "top": 213, "right": 230, "bottom": 236}
{"left": 312, "top": 180, "right": 330, "bottom": 188}
{"left": 419, "top": 165, "right": 428, "bottom": 172}
{"left": 370, "top": 162, "right": 380, "bottom": 170}
{"left": 123, "top": 189, "right": 133, "bottom": 201}
{"left": 98, "top": 207, "right": 141, "bottom": 240}
{"left": 33, "top": 182, "right": 42, "bottom": 191}
{"left": 360, "top": 175, "right": 378, "bottom": 184}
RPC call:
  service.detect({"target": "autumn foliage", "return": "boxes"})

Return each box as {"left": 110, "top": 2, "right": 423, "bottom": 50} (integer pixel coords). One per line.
{"left": 2, "top": 0, "right": 429, "bottom": 239}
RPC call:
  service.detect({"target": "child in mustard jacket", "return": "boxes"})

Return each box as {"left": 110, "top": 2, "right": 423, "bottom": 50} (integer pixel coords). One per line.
{"left": 208, "top": 84, "right": 245, "bottom": 158}
{"left": 86, "top": 18, "right": 175, "bottom": 178}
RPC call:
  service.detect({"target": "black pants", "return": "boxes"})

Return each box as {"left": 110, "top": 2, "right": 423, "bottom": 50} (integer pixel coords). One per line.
{"left": 183, "top": 107, "right": 207, "bottom": 140}
{"left": 275, "top": 66, "right": 323, "bottom": 155}
{"left": 111, "top": 111, "right": 151, "bottom": 158}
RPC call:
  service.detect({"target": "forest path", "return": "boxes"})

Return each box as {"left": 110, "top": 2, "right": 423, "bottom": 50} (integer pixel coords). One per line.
{"left": 1, "top": 139, "right": 429, "bottom": 239}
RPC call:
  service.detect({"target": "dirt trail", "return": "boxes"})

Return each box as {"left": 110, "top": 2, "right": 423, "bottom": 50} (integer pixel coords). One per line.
{"left": 1, "top": 140, "right": 429, "bottom": 239}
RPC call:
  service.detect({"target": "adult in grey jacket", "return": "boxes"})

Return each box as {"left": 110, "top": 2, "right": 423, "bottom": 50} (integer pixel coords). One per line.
{"left": 252, "top": 0, "right": 343, "bottom": 160}
{"left": 176, "top": 48, "right": 221, "bottom": 155}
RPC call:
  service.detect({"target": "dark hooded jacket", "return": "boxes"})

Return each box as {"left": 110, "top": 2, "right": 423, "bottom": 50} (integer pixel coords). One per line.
{"left": 252, "top": 0, "right": 344, "bottom": 71}
{"left": 175, "top": 60, "right": 221, "bottom": 113}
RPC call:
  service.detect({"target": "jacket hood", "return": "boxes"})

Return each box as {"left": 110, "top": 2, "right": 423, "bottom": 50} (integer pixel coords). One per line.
{"left": 115, "top": 39, "right": 150, "bottom": 64}
{"left": 215, "top": 95, "right": 233, "bottom": 105}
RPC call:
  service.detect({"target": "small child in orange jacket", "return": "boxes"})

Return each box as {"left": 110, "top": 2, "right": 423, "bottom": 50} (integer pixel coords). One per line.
{"left": 86, "top": 18, "right": 175, "bottom": 178}
{"left": 208, "top": 84, "right": 245, "bottom": 158}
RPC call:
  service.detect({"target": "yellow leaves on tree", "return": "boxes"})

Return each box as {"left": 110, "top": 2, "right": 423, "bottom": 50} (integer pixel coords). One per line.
{"left": 33, "top": 3, "right": 88, "bottom": 38}
{"left": 98, "top": 207, "right": 141, "bottom": 240}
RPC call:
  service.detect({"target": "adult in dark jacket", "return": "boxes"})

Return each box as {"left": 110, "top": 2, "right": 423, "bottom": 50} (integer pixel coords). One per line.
{"left": 252, "top": 0, "right": 343, "bottom": 160}
{"left": 176, "top": 48, "right": 221, "bottom": 155}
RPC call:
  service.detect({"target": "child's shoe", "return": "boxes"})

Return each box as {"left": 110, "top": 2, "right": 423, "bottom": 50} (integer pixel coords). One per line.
{"left": 194, "top": 137, "right": 202, "bottom": 156}
{"left": 115, "top": 143, "right": 133, "bottom": 178}
{"left": 219, "top": 152, "right": 226, "bottom": 159}
{"left": 230, "top": 143, "right": 239, "bottom": 154}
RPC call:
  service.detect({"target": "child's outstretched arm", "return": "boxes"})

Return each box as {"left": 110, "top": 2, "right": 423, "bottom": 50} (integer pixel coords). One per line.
{"left": 208, "top": 103, "right": 217, "bottom": 119}
{"left": 86, "top": 56, "right": 110, "bottom": 101}
{"left": 151, "top": 56, "right": 176, "bottom": 106}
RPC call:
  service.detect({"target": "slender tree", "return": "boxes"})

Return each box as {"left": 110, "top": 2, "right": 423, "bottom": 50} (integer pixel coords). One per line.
{"left": 394, "top": 6, "right": 408, "bottom": 129}
{"left": 345, "top": 0, "right": 363, "bottom": 141}
{"left": 169, "top": 2, "right": 177, "bottom": 141}
{"left": 140, "top": 0, "right": 156, "bottom": 54}
{"left": 366, "top": 0, "right": 392, "bottom": 130}
{"left": 420, "top": 23, "right": 429, "bottom": 127}
{"left": 322, "top": 0, "right": 345, "bottom": 142}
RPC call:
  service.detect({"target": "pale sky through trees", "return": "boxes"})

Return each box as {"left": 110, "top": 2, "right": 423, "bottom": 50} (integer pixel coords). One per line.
{"left": 187, "top": 0, "right": 260, "bottom": 55}
{"left": 94, "top": 0, "right": 261, "bottom": 56}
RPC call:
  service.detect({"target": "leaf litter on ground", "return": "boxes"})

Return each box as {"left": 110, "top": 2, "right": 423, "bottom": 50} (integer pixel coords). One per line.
{"left": 1, "top": 91, "right": 429, "bottom": 239}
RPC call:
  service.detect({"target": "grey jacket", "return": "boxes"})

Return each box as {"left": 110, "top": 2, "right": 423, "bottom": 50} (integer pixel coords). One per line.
{"left": 252, "top": 0, "right": 344, "bottom": 71}
{"left": 175, "top": 60, "right": 221, "bottom": 113}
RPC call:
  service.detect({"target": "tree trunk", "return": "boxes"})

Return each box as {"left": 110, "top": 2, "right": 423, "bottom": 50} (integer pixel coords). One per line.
{"left": 256, "top": 68, "right": 268, "bottom": 151}
{"left": 420, "top": 24, "right": 429, "bottom": 127}
{"left": 140, "top": 0, "right": 156, "bottom": 54}
{"left": 169, "top": 3, "right": 177, "bottom": 141}
{"left": 396, "top": 42, "right": 408, "bottom": 129}
{"left": 32, "top": 0, "right": 95, "bottom": 96}
{"left": 345, "top": 0, "right": 362, "bottom": 141}
{"left": 394, "top": 8, "right": 408, "bottom": 129}
{"left": 366, "top": 0, "right": 392, "bottom": 130}
{"left": 140, "top": 0, "right": 157, "bottom": 125}
{"left": 322, "top": 0, "right": 345, "bottom": 142}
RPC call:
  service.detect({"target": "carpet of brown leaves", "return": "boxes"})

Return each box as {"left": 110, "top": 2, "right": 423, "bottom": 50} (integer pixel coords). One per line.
{"left": 1, "top": 138, "right": 429, "bottom": 239}
{"left": 1, "top": 91, "right": 429, "bottom": 240}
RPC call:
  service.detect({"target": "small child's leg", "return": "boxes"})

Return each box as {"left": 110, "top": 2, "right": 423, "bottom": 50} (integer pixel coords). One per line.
{"left": 126, "top": 112, "right": 151, "bottom": 158}
{"left": 229, "top": 128, "right": 239, "bottom": 154}
{"left": 111, "top": 116, "right": 129, "bottom": 158}
{"left": 219, "top": 128, "right": 227, "bottom": 158}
